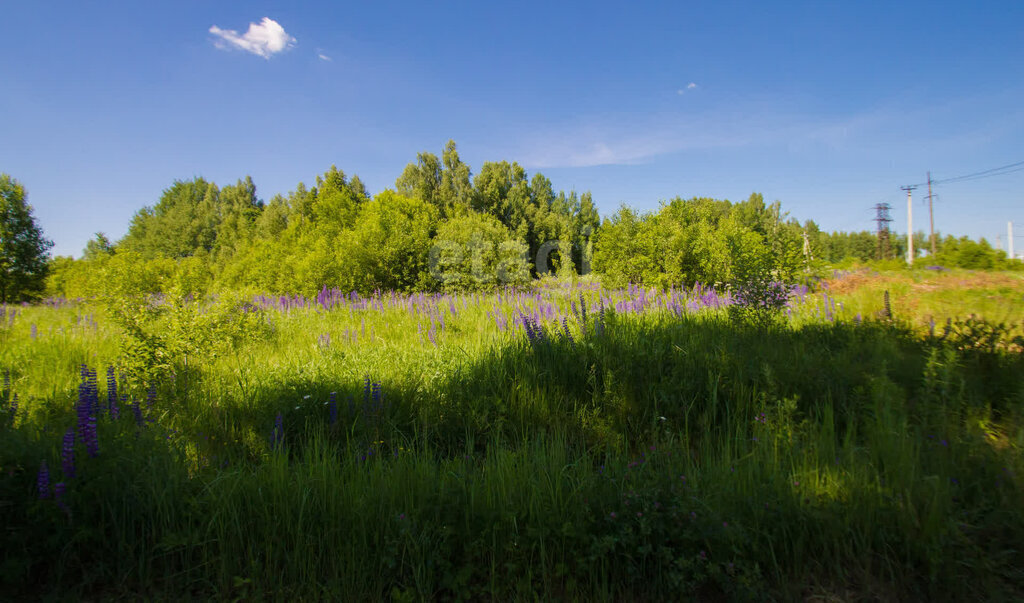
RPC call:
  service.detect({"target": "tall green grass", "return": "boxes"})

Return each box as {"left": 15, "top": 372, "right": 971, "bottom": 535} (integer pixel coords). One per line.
{"left": 1, "top": 280, "right": 1022, "bottom": 600}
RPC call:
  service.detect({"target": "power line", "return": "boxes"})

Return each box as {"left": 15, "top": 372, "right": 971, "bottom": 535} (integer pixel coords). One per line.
{"left": 910, "top": 160, "right": 1024, "bottom": 187}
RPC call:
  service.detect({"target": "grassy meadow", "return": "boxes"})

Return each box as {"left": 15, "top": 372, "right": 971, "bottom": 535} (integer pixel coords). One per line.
{"left": 2, "top": 270, "right": 1023, "bottom": 600}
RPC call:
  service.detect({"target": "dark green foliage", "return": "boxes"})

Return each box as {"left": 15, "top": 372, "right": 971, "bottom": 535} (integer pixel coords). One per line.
{"left": 0, "top": 174, "right": 53, "bottom": 303}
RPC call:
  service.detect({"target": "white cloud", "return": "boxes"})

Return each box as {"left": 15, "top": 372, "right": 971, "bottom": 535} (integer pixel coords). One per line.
{"left": 209, "top": 17, "right": 296, "bottom": 59}
{"left": 318, "top": 53, "right": 332, "bottom": 62}
{"left": 687, "top": 82, "right": 698, "bottom": 89}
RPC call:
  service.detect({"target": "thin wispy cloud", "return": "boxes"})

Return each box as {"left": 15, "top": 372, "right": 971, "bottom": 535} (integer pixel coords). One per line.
{"left": 676, "top": 82, "right": 699, "bottom": 95}
{"left": 318, "top": 53, "right": 332, "bottom": 62}
{"left": 514, "top": 104, "right": 903, "bottom": 169}
{"left": 209, "top": 17, "right": 296, "bottom": 59}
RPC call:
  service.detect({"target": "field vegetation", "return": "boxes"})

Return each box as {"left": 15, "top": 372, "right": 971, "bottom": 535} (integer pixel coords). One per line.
{"left": 2, "top": 270, "right": 1023, "bottom": 600}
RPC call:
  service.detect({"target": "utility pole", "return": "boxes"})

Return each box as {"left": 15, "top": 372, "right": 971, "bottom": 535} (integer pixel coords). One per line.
{"left": 926, "top": 172, "right": 936, "bottom": 255}
{"left": 900, "top": 185, "right": 917, "bottom": 264}
{"left": 1011, "top": 221, "right": 1016, "bottom": 261}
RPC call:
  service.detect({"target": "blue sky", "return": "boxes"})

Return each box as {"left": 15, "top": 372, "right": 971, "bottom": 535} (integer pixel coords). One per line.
{"left": 2, "top": 1, "right": 1023, "bottom": 258}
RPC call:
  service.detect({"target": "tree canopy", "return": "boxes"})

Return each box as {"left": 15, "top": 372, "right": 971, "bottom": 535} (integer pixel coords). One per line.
{"left": 0, "top": 174, "right": 54, "bottom": 303}
{"left": 34, "top": 140, "right": 1019, "bottom": 301}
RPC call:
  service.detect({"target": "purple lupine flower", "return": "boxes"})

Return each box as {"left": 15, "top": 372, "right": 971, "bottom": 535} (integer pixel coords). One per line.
{"left": 371, "top": 381, "right": 383, "bottom": 414}
{"left": 328, "top": 391, "right": 338, "bottom": 425}
{"left": 106, "top": 367, "right": 118, "bottom": 416}
{"left": 37, "top": 461, "right": 50, "bottom": 499}
{"left": 272, "top": 413, "right": 284, "bottom": 449}
{"left": 363, "top": 376, "right": 372, "bottom": 406}
{"left": 84, "top": 414, "right": 99, "bottom": 458}
{"left": 76, "top": 382, "right": 92, "bottom": 443}
{"left": 146, "top": 383, "right": 156, "bottom": 421}
{"left": 61, "top": 428, "right": 76, "bottom": 479}
{"left": 53, "top": 481, "right": 69, "bottom": 517}
{"left": 132, "top": 398, "right": 143, "bottom": 427}
{"left": 87, "top": 368, "right": 100, "bottom": 418}
{"left": 30, "top": 323, "right": 37, "bottom": 339}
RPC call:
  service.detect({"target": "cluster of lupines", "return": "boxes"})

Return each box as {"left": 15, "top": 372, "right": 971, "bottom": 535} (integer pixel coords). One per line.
{"left": 517, "top": 312, "right": 548, "bottom": 346}
{"left": 41, "top": 296, "right": 75, "bottom": 309}
{"left": 312, "top": 378, "right": 387, "bottom": 434}
{"left": 34, "top": 365, "right": 165, "bottom": 519}
{"left": 819, "top": 292, "right": 842, "bottom": 322}
{"left": 418, "top": 316, "right": 444, "bottom": 346}
{"left": 74, "top": 312, "right": 98, "bottom": 331}
{"left": 730, "top": 279, "right": 792, "bottom": 312}
{"left": 363, "top": 376, "right": 385, "bottom": 419}
{"left": 249, "top": 280, "right": 821, "bottom": 356}
{"left": 37, "top": 458, "right": 70, "bottom": 516}
{"left": 1, "top": 305, "right": 18, "bottom": 326}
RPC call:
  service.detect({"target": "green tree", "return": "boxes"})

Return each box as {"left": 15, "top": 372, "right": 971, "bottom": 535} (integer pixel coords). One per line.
{"left": 82, "top": 232, "right": 114, "bottom": 260}
{"left": 313, "top": 166, "right": 362, "bottom": 233}
{"left": 0, "top": 174, "right": 54, "bottom": 302}
{"left": 213, "top": 176, "right": 262, "bottom": 261}
{"left": 591, "top": 206, "right": 662, "bottom": 288}
{"left": 120, "top": 177, "right": 221, "bottom": 258}
{"left": 572, "top": 191, "right": 600, "bottom": 274}
{"left": 254, "top": 194, "right": 291, "bottom": 239}
{"left": 439, "top": 140, "right": 473, "bottom": 214}
{"left": 395, "top": 152, "right": 443, "bottom": 210}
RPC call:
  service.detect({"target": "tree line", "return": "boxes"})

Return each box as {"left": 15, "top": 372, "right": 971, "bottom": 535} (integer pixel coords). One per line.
{"left": 1, "top": 141, "right": 1020, "bottom": 303}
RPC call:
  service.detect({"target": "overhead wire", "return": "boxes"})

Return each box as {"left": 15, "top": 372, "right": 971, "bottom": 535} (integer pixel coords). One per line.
{"left": 908, "top": 159, "right": 1024, "bottom": 187}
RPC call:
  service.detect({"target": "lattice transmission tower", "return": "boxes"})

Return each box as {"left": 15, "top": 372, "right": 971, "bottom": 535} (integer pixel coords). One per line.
{"left": 873, "top": 202, "right": 893, "bottom": 260}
